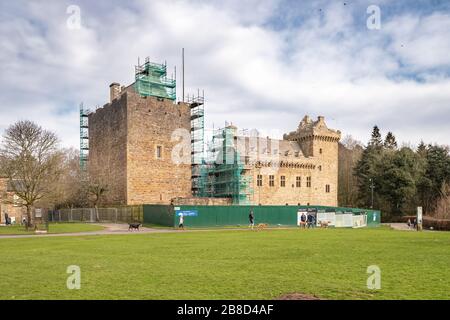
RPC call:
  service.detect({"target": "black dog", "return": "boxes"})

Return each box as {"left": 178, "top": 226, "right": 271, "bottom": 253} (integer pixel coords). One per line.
{"left": 128, "top": 223, "right": 141, "bottom": 231}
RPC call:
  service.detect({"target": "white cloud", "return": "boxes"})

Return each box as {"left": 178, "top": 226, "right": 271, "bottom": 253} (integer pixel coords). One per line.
{"left": 0, "top": 0, "right": 449, "bottom": 149}
{"left": 383, "top": 12, "right": 450, "bottom": 70}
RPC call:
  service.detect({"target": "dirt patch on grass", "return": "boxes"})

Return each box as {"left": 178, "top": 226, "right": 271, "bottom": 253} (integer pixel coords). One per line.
{"left": 277, "top": 293, "right": 322, "bottom": 300}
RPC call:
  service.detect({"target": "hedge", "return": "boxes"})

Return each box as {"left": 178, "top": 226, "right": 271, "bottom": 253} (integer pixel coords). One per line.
{"left": 387, "top": 215, "right": 450, "bottom": 231}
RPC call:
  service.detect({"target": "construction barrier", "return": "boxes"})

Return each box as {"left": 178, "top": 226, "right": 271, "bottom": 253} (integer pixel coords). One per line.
{"left": 143, "top": 204, "right": 381, "bottom": 228}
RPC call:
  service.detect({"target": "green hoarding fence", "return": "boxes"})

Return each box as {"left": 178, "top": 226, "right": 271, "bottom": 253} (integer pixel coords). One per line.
{"left": 143, "top": 205, "right": 175, "bottom": 227}
{"left": 143, "top": 204, "right": 381, "bottom": 228}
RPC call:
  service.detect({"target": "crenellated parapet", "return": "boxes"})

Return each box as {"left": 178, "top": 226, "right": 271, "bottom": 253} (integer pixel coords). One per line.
{"left": 283, "top": 115, "right": 341, "bottom": 158}
{"left": 285, "top": 115, "right": 341, "bottom": 141}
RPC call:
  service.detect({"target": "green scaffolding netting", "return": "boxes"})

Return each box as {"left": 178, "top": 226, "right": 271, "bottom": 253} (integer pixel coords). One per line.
{"left": 134, "top": 59, "right": 176, "bottom": 100}
{"left": 196, "top": 126, "right": 254, "bottom": 205}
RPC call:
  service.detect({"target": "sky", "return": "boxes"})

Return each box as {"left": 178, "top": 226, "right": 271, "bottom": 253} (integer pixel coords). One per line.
{"left": 0, "top": 0, "right": 449, "bottom": 148}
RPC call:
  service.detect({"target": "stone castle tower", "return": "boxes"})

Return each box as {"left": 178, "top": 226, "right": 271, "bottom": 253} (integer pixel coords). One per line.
{"left": 88, "top": 83, "right": 192, "bottom": 205}
{"left": 281, "top": 115, "right": 341, "bottom": 206}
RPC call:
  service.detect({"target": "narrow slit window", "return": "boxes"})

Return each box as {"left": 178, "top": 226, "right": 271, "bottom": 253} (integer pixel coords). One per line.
{"left": 156, "top": 146, "right": 162, "bottom": 159}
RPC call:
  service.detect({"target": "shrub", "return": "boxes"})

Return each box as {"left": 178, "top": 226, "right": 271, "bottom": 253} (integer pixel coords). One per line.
{"left": 386, "top": 215, "right": 450, "bottom": 231}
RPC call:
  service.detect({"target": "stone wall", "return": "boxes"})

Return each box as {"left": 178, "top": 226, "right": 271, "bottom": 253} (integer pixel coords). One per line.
{"left": 126, "top": 91, "right": 192, "bottom": 204}
{"left": 0, "top": 178, "right": 26, "bottom": 224}
{"left": 88, "top": 93, "right": 128, "bottom": 204}
{"left": 305, "top": 137, "right": 339, "bottom": 206}
{"left": 246, "top": 160, "right": 338, "bottom": 206}
{"left": 244, "top": 115, "right": 340, "bottom": 206}
{"left": 88, "top": 86, "right": 193, "bottom": 205}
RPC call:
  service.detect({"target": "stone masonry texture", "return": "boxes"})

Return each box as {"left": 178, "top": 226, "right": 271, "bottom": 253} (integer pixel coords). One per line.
{"left": 89, "top": 86, "right": 192, "bottom": 205}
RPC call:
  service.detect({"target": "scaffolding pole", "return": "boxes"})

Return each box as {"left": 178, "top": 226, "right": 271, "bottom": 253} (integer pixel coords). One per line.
{"left": 189, "top": 91, "right": 206, "bottom": 196}
{"left": 79, "top": 103, "right": 90, "bottom": 179}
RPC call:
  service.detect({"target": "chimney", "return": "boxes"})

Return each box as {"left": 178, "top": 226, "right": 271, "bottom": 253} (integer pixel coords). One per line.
{"left": 109, "top": 83, "right": 121, "bottom": 103}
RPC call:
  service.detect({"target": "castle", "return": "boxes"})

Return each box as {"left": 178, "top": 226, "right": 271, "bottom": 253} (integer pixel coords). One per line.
{"left": 86, "top": 59, "right": 341, "bottom": 206}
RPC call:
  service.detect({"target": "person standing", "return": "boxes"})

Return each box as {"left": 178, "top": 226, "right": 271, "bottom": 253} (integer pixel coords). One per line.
{"left": 178, "top": 213, "right": 184, "bottom": 230}
{"left": 300, "top": 212, "right": 307, "bottom": 229}
{"left": 249, "top": 210, "right": 255, "bottom": 229}
{"left": 307, "top": 213, "right": 314, "bottom": 229}
{"left": 4, "top": 212, "right": 10, "bottom": 225}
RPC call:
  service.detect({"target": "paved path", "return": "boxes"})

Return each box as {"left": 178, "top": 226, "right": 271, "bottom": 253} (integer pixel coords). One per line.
{"left": 0, "top": 224, "right": 296, "bottom": 239}
{"left": 383, "top": 223, "right": 416, "bottom": 231}
{"left": 0, "top": 223, "right": 176, "bottom": 239}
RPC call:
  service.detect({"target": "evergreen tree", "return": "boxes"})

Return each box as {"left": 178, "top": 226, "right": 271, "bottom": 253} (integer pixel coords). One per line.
{"left": 417, "top": 140, "right": 427, "bottom": 157}
{"left": 384, "top": 131, "right": 398, "bottom": 149}
{"left": 353, "top": 126, "right": 450, "bottom": 217}
{"left": 423, "top": 145, "right": 450, "bottom": 210}
{"left": 354, "top": 145, "right": 382, "bottom": 208}
{"left": 378, "top": 148, "right": 417, "bottom": 214}
{"left": 368, "top": 125, "right": 383, "bottom": 148}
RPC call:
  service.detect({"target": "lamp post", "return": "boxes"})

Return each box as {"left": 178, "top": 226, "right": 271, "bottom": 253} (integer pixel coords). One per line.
{"left": 369, "top": 178, "right": 375, "bottom": 209}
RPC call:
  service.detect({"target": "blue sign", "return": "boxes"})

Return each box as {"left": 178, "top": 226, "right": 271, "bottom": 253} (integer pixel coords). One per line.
{"left": 176, "top": 210, "right": 198, "bottom": 217}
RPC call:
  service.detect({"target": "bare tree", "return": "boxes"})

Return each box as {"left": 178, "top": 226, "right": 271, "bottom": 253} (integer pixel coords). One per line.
{"left": 53, "top": 148, "right": 89, "bottom": 209}
{"left": 341, "top": 135, "right": 363, "bottom": 150}
{"left": 88, "top": 182, "right": 108, "bottom": 221}
{"left": 338, "top": 135, "right": 364, "bottom": 207}
{"left": 435, "top": 183, "right": 450, "bottom": 219}
{"left": 0, "top": 120, "right": 62, "bottom": 228}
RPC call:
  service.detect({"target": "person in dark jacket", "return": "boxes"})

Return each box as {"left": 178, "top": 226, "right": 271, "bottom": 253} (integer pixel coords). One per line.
{"left": 307, "top": 213, "right": 315, "bottom": 228}
{"left": 249, "top": 210, "right": 255, "bottom": 229}
{"left": 4, "top": 212, "right": 10, "bottom": 225}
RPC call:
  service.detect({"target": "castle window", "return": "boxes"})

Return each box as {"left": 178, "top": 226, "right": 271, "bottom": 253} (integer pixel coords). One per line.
{"left": 326, "top": 184, "right": 330, "bottom": 193}
{"left": 296, "top": 176, "right": 301, "bottom": 188}
{"left": 319, "top": 148, "right": 323, "bottom": 154}
{"left": 156, "top": 145, "right": 162, "bottom": 159}
{"left": 318, "top": 165, "right": 322, "bottom": 171}
{"left": 306, "top": 176, "right": 312, "bottom": 188}
{"left": 257, "top": 174, "right": 263, "bottom": 187}
{"left": 280, "top": 176, "right": 286, "bottom": 187}
{"left": 269, "top": 175, "right": 274, "bottom": 187}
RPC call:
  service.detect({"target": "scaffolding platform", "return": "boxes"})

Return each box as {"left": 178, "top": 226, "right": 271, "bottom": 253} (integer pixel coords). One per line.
{"left": 134, "top": 57, "right": 176, "bottom": 100}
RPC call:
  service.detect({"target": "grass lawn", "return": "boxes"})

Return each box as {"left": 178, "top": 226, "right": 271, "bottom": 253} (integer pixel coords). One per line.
{"left": 0, "top": 223, "right": 104, "bottom": 235}
{"left": 0, "top": 227, "right": 449, "bottom": 300}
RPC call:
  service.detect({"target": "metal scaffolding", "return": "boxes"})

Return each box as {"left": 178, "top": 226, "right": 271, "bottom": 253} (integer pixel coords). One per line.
{"left": 79, "top": 103, "right": 90, "bottom": 176}
{"left": 197, "top": 126, "right": 253, "bottom": 205}
{"left": 189, "top": 91, "right": 206, "bottom": 196}
{"left": 134, "top": 57, "right": 176, "bottom": 100}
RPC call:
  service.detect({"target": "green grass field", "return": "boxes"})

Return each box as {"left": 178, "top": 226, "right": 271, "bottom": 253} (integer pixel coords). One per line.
{"left": 0, "top": 223, "right": 104, "bottom": 235}
{"left": 0, "top": 227, "right": 449, "bottom": 300}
